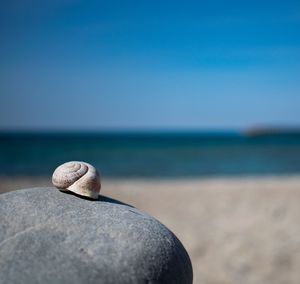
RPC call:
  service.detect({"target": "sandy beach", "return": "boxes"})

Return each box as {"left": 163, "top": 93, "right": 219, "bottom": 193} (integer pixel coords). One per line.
{"left": 1, "top": 176, "right": 300, "bottom": 284}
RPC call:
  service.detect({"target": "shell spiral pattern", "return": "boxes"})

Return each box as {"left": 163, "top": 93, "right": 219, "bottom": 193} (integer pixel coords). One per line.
{"left": 52, "top": 161, "right": 101, "bottom": 200}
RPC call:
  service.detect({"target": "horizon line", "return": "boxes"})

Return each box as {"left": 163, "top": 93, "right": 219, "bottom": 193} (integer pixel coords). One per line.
{"left": 1, "top": 126, "right": 300, "bottom": 135}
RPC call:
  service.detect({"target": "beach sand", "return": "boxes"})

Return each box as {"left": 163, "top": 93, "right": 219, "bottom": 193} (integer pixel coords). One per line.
{"left": 1, "top": 176, "right": 300, "bottom": 284}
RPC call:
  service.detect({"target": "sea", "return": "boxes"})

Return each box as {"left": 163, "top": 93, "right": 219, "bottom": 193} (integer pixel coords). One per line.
{"left": 0, "top": 131, "right": 300, "bottom": 178}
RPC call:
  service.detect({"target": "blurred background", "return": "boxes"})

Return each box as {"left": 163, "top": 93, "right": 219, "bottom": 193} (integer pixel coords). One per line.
{"left": 1, "top": 1, "right": 300, "bottom": 283}
{"left": 0, "top": 0, "right": 299, "bottom": 177}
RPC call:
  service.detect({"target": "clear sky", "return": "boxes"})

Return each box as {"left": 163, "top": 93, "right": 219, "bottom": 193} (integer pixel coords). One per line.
{"left": 0, "top": 0, "right": 299, "bottom": 131}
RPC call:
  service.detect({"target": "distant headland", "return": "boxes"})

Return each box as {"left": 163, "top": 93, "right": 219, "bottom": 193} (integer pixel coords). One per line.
{"left": 243, "top": 127, "right": 300, "bottom": 137}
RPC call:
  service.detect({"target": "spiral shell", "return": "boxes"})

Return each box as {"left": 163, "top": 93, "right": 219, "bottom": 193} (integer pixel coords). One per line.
{"left": 52, "top": 161, "right": 101, "bottom": 200}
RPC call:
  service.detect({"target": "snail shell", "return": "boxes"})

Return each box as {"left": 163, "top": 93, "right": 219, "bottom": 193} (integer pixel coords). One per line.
{"left": 52, "top": 161, "right": 101, "bottom": 200}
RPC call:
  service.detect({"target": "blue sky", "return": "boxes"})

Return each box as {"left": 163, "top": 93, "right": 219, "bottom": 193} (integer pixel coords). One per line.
{"left": 0, "top": 0, "right": 299, "bottom": 130}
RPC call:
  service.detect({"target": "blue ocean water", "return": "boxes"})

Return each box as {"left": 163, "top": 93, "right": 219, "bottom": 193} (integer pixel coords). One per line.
{"left": 0, "top": 132, "right": 300, "bottom": 177}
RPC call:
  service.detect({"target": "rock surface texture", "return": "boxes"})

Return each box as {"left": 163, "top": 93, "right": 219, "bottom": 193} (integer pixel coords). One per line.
{"left": 0, "top": 188, "right": 193, "bottom": 284}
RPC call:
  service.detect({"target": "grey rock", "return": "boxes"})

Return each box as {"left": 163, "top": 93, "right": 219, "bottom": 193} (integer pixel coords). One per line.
{"left": 0, "top": 188, "right": 193, "bottom": 284}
